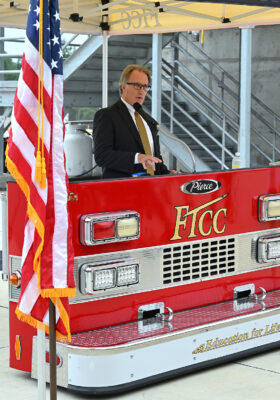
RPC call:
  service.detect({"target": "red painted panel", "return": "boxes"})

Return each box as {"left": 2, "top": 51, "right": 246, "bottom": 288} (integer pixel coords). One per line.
{"left": 8, "top": 168, "right": 280, "bottom": 257}
{"left": 7, "top": 167, "right": 280, "bottom": 372}
{"left": 9, "top": 302, "right": 36, "bottom": 372}
{"left": 7, "top": 183, "right": 27, "bottom": 256}
{"left": 69, "top": 266, "right": 280, "bottom": 333}
{"left": 67, "top": 168, "right": 280, "bottom": 256}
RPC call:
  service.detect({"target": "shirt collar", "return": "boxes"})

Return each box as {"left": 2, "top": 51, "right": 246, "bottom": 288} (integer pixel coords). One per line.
{"left": 121, "top": 97, "right": 136, "bottom": 114}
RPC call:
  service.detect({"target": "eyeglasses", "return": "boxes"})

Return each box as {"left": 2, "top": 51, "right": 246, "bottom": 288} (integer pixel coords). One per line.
{"left": 126, "top": 82, "right": 151, "bottom": 92}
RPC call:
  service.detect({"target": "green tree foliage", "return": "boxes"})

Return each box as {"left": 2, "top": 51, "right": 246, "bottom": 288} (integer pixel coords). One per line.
{"left": 68, "top": 107, "right": 96, "bottom": 122}
{"left": 4, "top": 57, "right": 21, "bottom": 80}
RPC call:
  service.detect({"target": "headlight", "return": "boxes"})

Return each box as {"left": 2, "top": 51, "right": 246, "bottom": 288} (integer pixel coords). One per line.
{"left": 93, "top": 268, "right": 116, "bottom": 290}
{"left": 257, "top": 234, "right": 280, "bottom": 263}
{"left": 259, "top": 194, "right": 280, "bottom": 221}
{"left": 117, "top": 264, "right": 139, "bottom": 286}
{"left": 80, "top": 211, "right": 140, "bottom": 245}
{"left": 80, "top": 258, "right": 139, "bottom": 294}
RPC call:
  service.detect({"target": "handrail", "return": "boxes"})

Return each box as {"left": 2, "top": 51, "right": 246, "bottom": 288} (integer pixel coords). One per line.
{"left": 180, "top": 32, "right": 280, "bottom": 126}
{"left": 161, "top": 105, "right": 231, "bottom": 169}
{"left": 160, "top": 80, "right": 235, "bottom": 169}
{"left": 179, "top": 33, "right": 239, "bottom": 86}
{"left": 157, "top": 123, "right": 197, "bottom": 173}
{"left": 161, "top": 74, "right": 237, "bottom": 143}
{"left": 165, "top": 61, "right": 240, "bottom": 128}
{"left": 179, "top": 33, "right": 280, "bottom": 137}
{"left": 172, "top": 41, "right": 239, "bottom": 103}
{"left": 157, "top": 32, "right": 280, "bottom": 167}
{"left": 161, "top": 101, "right": 231, "bottom": 168}
{"left": 165, "top": 64, "right": 276, "bottom": 165}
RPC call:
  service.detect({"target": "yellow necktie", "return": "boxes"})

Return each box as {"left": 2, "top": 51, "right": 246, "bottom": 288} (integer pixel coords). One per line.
{"left": 134, "top": 111, "right": 154, "bottom": 175}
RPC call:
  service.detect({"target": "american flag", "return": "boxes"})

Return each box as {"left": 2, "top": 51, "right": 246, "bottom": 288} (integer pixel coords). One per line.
{"left": 6, "top": 0, "right": 75, "bottom": 340}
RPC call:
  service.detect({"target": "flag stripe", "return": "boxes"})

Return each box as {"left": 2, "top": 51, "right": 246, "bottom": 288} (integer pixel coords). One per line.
{"left": 7, "top": 0, "right": 75, "bottom": 341}
{"left": 24, "top": 36, "right": 52, "bottom": 96}
{"left": 21, "top": 53, "right": 52, "bottom": 123}
{"left": 14, "top": 80, "right": 51, "bottom": 152}
{"left": 7, "top": 138, "right": 47, "bottom": 222}
{"left": 52, "top": 75, "right": 70, "bottom": 287}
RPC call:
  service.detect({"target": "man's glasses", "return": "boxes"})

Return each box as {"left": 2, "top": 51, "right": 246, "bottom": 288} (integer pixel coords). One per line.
{"left": 126, "top": 82, "right": 151, "bottom": 92}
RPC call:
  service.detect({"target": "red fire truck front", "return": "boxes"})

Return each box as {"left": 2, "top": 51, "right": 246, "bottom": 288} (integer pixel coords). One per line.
{"left": 7, "top": 166, "right": 280, "bottom": 394}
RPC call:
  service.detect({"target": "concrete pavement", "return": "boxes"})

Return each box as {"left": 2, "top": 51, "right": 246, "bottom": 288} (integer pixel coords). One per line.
{"left": 1, "top": 273, "right": 280, "bottom": 400}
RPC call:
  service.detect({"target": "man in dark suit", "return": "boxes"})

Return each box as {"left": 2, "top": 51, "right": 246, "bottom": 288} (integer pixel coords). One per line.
{"left": 93, "top": 64, "right": 178, "bottom": 179}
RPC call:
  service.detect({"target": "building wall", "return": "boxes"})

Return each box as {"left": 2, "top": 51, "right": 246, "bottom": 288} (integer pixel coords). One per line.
{"left": 201, "top": 25, "right": 280, "bottom": 115}
{"left": 174, "top": 25, "right": 280, "bottom": 165}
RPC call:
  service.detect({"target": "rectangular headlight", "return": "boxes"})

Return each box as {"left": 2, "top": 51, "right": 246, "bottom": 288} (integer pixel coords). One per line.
{"left": 93, "top": 269, "right": 116, "bottom": 290}
{"left": 80, "top": 258, "right": 139, "bottom": 295}
{"left": 80, "top": 211, "right": 140, "bottom": 245}
{"left": 259, "top": 194, "right": 280, "bottom": 221}
{"left": 257, "top": 234, "right": 280, "bottom": 263}
{"left": 116, "top": 217, "right": 138, "bottom": 238}
{"left": 117, "top": 264, "right": 139, "bottom": 286}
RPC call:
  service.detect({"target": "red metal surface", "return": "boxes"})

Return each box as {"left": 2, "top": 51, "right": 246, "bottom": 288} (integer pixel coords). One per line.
{"left": 69, "top": 266, "right": 280, "bottom": 333}
{"left": 7, "top": 167, "right": 280, "bottom": 372}
{"left": 67, "top": 168, "right": 280, "bottom": 256}
{"left": 7, "top": 183, "right": 27, "bottom": 256}
{"left": 66, "top": 289, "right": 280, "bottom": 348}
{"left": 8, "top": 168, "right": 280, "bottom": 256}
{"left": 9, "top": 302, "right": 36, "bottom": 372}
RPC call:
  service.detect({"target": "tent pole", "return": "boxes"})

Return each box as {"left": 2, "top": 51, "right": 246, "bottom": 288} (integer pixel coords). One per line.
{"left": 102, "top": 31, "right": 108, "bottom": 108}
{"left": 239, "top": 27, "right": 253, "bottom": 168}
{"left": 152, "top": 33, "right": 162, "bottom": 124}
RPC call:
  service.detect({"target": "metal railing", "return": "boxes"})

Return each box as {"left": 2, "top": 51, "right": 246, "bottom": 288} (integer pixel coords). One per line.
{"left": 1, "top": 29, "right": 279, "bottom": 170}
{"left": 157, "top": 32, "right": 280, "bottom": 169}
{"left": 0, "top": 29, "right": 88, "bottom": 78}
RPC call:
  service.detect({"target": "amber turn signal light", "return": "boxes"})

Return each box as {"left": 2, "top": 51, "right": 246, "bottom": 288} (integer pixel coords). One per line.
{"left": 15, "top": 335, "right": 21, "bottom": 361}
{"left": 9, "top": 271, "right": 21, "bottom": 288}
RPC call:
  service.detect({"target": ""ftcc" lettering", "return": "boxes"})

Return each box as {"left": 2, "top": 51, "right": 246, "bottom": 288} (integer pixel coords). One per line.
{"left": 170, "top": 194, "right": 229, "bottom": 241}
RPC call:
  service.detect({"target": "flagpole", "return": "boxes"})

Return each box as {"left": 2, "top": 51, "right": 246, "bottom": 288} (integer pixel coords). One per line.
{"left": 49, "top": 299, "right": 57, "bottom": 400}
{"left": 37, "top": 328, "right": 46, "bottom": 400}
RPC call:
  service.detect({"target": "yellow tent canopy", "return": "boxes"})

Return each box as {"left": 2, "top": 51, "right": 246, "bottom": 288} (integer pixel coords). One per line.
{"left": 0, "top": 0, "right": 280, "bottom": 34}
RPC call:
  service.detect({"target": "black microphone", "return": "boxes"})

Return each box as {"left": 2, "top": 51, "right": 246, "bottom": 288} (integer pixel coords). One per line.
{"left": 133, "top": 102, "right": 159, "bottom": 127}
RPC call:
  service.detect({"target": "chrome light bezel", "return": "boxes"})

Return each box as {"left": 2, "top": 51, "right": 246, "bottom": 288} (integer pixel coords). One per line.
{"left": 259, "top": 194, "right": 280, "bottom": 222}
{"left": 80, "top": 211, "right": 140, "bottom": 246}
{"left": 80, "top": 258, "right": 139, "bottom": 294}
{"left": 117, "top": 264, "right": 139, "bottom": 287}
{"left": 257, "top": 234, "right": 280, "bottom": 263}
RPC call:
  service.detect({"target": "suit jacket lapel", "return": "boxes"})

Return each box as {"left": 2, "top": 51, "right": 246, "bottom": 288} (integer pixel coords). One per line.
{"left": 116, "top": 100, "right": 143, "bottom": 149}
{"left": 149, "top": 123, "right": 160, "bottom": 157}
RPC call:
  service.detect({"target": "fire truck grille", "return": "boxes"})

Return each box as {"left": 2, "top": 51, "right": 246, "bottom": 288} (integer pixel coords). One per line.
{"left": 162, "top": 237, "right": 236, "bottom": 285}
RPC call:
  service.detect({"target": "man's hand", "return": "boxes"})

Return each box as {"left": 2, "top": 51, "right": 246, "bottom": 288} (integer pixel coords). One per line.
{"left": 169, "top": 170, "right": 181, "bottom": 174}
{"left": 138, "top": 153, "right": 162, "bottom": 171}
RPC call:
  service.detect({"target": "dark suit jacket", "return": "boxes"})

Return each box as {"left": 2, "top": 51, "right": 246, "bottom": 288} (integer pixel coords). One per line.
{"left": 93, "top": 99, "right": 170, "bottom": 179}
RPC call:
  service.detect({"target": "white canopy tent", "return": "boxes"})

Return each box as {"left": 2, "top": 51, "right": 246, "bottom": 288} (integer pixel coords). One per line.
{"left": 0, "top": 0, "right": 280, "bottom": 34}
{"left": 1, "top": 0, "right": 280, "bottom": 167}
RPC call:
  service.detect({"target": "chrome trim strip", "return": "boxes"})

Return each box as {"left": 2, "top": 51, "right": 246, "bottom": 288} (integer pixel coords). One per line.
{"left": 9, "top": 227, "right": 280, "bottom": 304}
{"left": 259, "top": 194, "right": 280, "bottom": 222}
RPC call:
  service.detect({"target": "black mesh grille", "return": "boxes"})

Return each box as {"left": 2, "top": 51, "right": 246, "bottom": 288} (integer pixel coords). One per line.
{"left": 162, "top": 238, "right": 236, "bottom": 284}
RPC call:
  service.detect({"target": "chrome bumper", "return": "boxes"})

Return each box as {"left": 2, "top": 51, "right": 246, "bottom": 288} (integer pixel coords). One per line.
{"left": 31, "top": 289, "right": 280, "bottom": 394}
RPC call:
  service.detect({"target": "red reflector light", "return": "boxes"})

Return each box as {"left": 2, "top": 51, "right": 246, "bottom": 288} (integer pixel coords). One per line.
{"left": 45, "top": 352, "right": 61, "bottom": 366}
{"left": 94, "top": 221, "right": 115, "bottom": 240}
